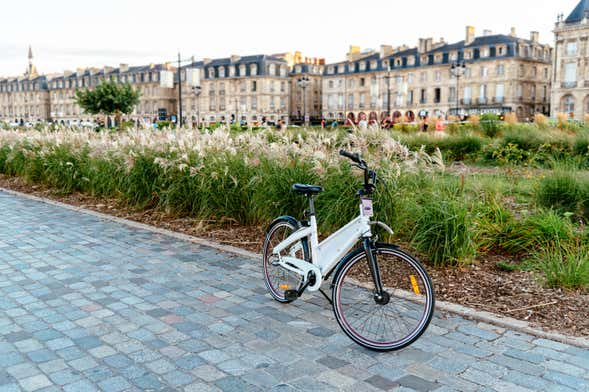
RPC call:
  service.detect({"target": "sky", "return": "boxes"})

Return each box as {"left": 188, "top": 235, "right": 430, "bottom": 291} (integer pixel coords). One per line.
{"left": 0, "top": 0, "right": 580, "bottom": 77}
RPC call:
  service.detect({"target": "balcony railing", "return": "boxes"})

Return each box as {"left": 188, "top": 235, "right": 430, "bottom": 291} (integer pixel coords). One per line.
{"left": 460, "top": 99, "right": 472, "bottom": 105}
{"left": 561, "top": 82, "right": 577, "bottom": 89}
{"left": 584, "top": 81, "right": 589, "bottom": 88}
{"left": 493, "top": 97, "right": 505, "bottom": 103}
{"left": 477, "top": 98, "right": 487, "bottom": 105}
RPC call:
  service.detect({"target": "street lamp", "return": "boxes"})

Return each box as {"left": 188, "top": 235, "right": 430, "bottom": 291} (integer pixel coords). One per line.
{"left": 191, "top": 85, "right": 201, "bottom": 129}
{"left": 385, "top": 64, "right": 392, "bottom": 117}
{"left": 297, "top": 76, "right": 310, "bottom": 127}
{"left": 450, "top": 61, "right": 467, "bottom": 118}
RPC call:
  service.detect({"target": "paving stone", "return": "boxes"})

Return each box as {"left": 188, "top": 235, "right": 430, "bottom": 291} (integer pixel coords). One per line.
{"left": 1, "top": 191, "right": 587, "bottom": 392}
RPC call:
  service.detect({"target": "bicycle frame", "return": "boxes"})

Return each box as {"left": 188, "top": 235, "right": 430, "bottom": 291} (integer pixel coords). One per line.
{"left": 272, "top": 201, "right": 374, "bottom": 292}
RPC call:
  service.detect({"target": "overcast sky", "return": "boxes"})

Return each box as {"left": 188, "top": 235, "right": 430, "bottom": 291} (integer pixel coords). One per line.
{"left": 0, "top": 0, "right": 580, "bottom": 77}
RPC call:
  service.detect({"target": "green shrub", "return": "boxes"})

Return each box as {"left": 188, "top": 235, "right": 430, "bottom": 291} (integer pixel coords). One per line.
{"left": 411, "top": 194, "right": 475, "bottom": 266}
{"left": 480, "top": 113, "right": 500, "bottom": 138}
{"left": 532, "top": 241, "right": 589, "bottom": 290}
{"left": 536, "top": 173, "right": 585, "bottom": 216}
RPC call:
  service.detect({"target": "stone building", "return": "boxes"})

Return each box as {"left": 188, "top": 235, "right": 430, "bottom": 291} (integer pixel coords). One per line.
{"left": 322, "top": 27, "right": 552, "bottom": 123}
{"left": 551, "top": 0, "right": 589, "bottom": 120}
{"left": 0, "top": 47, "right": 51, "bottom": 123}
{"left": 289, "top": 62, "right": 324, "bottom": 124}
{"left": 48, "top": 63, "right": 176, "bottom": 125}
{"left": 181, "top": 55, "right": 291, "bottom": 126}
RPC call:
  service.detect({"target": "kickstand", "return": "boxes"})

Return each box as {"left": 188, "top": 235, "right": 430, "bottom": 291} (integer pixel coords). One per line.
{"left": 319, "top": 288, "right": 333, "bottom": 304}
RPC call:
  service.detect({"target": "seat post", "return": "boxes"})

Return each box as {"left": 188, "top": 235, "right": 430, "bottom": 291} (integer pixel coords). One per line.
{"left": 308, "top": 195, "right": 316, "bottom": 216}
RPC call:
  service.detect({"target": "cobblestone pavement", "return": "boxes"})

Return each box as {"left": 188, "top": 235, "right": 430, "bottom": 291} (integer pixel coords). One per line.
{"left": 0, "top": 190, "right": 588, "bottom": 392}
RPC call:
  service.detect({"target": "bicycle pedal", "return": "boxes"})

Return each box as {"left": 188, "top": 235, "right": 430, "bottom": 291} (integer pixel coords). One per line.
{"left": 284, "top": 290, "right": 299, "bottom": 301}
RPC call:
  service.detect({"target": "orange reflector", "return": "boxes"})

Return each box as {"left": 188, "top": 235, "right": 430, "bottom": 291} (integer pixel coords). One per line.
{"left": 280, "top": 284, "right": 290, "bottom": 290}
{"left": 410, "top": 275, "right": 420, "bottom": 295}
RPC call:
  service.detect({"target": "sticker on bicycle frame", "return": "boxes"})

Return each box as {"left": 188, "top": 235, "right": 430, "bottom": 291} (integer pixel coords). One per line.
{"left": 361, "top": 198, "right": 374, "bottom": 217}
{"left": 410, "top": 275, "right": 420, "bottom": 295}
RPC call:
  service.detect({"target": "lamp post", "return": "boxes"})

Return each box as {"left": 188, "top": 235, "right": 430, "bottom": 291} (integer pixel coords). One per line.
{"left": 191, "top": 85, "right": 201, "bottom": 129}
{"left": 386, "top": 64, "right": 392, "bottom": 117}
{"left": 450, "top": 61, "right": 466, "bottom": 118}
{"left": 297, "top": 76, "right": 310, "bottom": 126}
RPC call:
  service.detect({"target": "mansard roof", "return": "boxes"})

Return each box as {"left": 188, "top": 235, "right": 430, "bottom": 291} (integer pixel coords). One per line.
{"left": 565, "top": 0, "right": 589, "bottom": 24}
{"left": 323, "top": 33, "right": 549, "bottom": 76}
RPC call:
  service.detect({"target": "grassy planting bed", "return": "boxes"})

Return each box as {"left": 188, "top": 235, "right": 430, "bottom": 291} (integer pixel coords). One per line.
{"left": 0, "top": 124, "right": 587, "bottom": 336}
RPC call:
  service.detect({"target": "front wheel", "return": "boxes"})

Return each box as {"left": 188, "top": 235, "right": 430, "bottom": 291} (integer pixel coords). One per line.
{"left": 332, "top": 243, "right": 434, "bottom": 351}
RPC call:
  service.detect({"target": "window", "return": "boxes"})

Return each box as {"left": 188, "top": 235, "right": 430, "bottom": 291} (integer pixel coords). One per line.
{"left": 359, "top": 78, "right": 365, "bottom": 87}
{"left": 435, "top": 71, "right": 441, "bottom": 82}
{"left": 251, "top": 96, "right": 257, "bottom": 110}
{"left": 348, "top": 79, "right": 355, "bottom": 88}
{"left": 338, "top": 94, "right": 344, "bottom": 110}
{"left": 517, "top": 84, "right": 523, "bottom": 98}
{"left": 328, "top": 95, "right": 336, "bottom": 110}
{"left": 496, "top": 84, "right": 505, "bottom": 102}
{"left": 229, "top": 66, "right": 235, "bottom": 77}
{"left": 348, "top": 94, "right": 354, "bottom": 108}
{"left": 565, "top": 63, "right": 577, "bottom": 82}
{"left": 280, "top": 81, "right": 285, "bottom": 93}
{"left": 420, "top": 89, "right": 426, "bottom": 104}
{"left": 359, "top": 62, "right": 366, "bottom": 71}
{"left": 268, "top": 64, "right": 276, "bottom": 76}
{"left": 218, "top": 67, "right": 225, "bottom": 78}
{"left": 566, "top": 42, "right": 578, "bottom": 56}
{"left": 480, "top": 67, "right": 488, "bottom": 77}
{"left": 449, "top": 87, "right": 456, "bottom": 102}
{"left": 434, "top": 88, "right": 441, "bottom": 103}
{"left": 328, "top": 80, "right": 334, "bottom": 89}
{"left": 239, "top": 64, "right": 246, "bottom": 76}
{"left": 463, "top": 86, "right": 472, "bottom": 103}
{"left": 359, "top": 93, "right": 365, "bottom": 108}
{"left": 252, "top": 80, "right": 257, "bottom": 92}
{"left": 250, "top": 64, "right": 257, "bottom": 76}
{"left": 338, "top": 64, "right": 345, "bottom": 74}
{"left": 420, "top": 72, "right": 427, "bottom": 82}
{"left": 408, "top": 73, "right": 414, "bottom": 84}
{"left": 519, "top": 65, "right": 524, "bottom": 77}
{"left": 563, "top": 95, "right": 574, "bottom": 113}
{"left": 479, "top": 85, "right": 487, "bottom": 103}
{"left": 480, "top": 47, "right": 489, "bottom": 58}
{"left": 496, "top": 64, "right": 505, "bottom": 76}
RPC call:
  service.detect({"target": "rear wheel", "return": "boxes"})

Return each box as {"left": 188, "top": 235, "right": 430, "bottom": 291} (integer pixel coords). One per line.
{"left": 332, "top": 243, "right": 434, "bottom": 351}
{"left": 262, "top": 219, "right": 308, "bottom": 303}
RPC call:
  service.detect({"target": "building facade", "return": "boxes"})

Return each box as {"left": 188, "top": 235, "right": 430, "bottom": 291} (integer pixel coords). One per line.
{"left": 552, "top": 0, "right": 589, "bottom": 120}
{"left": 0, "top": 48, "right": 51, "bottom": 124}
{"left": 290, "top": 62, "right": 324, "bottom": 123}
{"left": 322, "top": 27, "right": 552, "bottom": 123}
{"left": 180, "top": 55, "right": 292, "bottom": 126}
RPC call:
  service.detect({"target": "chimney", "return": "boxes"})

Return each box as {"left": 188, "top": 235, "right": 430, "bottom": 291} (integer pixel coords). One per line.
{"left": 203, "top": 58, "right": 212, "bottom": 65}
{"left": 119, "top": 63, "right": 129, "bottom": 72}
{"left": 230, "top": 54, "right": 241, "bottom": 63}
{"left": 76, "top": 67, "right": 84, "bottom": 76}
{"left": 530, "top": 31, "right": 539, "bottom": 43}
{"left": 380, "top": 45, "right": 393, "bottom": 58}
{"left": 465, "top": 26, "right": 475, "bottom": 45}
{"left": 510, "top": 27, "right": 517, "bottom": 37}
{"left": 346, "top": 45, "right": 361, "bottom": 61}
{"left": 483, "top": 29, "right": 492, "bottom": 36}
{"left": 418, "top": 38, "right": 426, "bottom": 53}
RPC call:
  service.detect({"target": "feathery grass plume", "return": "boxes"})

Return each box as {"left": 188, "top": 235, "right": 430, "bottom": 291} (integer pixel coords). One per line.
{"left": 503, "top": 112, "right": 518, "bottom": 124}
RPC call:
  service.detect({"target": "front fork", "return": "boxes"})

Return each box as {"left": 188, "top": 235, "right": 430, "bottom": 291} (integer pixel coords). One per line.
{"left": 363, "top": 238, "right": 389, "bottom": 305}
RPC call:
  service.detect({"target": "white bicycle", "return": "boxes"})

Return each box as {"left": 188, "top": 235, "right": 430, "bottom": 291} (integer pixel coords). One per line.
{"left": 262, "top": 150, "right": 435, "bottom": 351}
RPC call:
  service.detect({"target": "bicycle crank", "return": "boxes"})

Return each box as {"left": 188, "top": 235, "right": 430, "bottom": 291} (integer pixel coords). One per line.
{"left": 277, "top": 256, "right": 323, "bottom": 291}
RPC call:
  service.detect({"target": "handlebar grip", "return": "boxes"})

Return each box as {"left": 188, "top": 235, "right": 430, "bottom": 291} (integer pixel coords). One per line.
{"left": 339, "top": 150, "right": 361, "bottom": 163}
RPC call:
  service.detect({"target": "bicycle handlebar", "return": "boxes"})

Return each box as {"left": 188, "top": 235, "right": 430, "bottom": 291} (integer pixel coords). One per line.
{"left": 339, "top": 150, "right": 377, "bottom": 196}
{"left": 339, "top": 150, "right": 362, "bottom": 165}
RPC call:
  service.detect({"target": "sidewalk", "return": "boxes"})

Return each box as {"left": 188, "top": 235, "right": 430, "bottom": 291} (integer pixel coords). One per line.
{"left": 0, "top": 190, "right": 588, "bottom": 392}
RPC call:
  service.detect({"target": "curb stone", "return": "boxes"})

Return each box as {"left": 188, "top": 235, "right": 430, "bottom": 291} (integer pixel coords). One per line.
{"left": 2, "top": 186, "right": 588, "bottom": 350}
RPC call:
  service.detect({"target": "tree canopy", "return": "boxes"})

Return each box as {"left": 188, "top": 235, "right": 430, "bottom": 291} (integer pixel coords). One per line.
{"left": 75, "top": 81, "right": 141, "bottom": 127}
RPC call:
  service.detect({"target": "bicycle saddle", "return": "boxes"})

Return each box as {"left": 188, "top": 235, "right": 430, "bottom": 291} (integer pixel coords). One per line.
{"left": 292, "top": 184, "right": 323, "bottom": 195}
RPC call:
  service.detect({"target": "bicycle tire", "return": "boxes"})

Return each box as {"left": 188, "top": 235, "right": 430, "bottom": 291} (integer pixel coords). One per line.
{"left": 262, "top": 218, "right": 309, "bottom": 303}
{"left": 332, "top": 243, "right": 434, "bottom": 351}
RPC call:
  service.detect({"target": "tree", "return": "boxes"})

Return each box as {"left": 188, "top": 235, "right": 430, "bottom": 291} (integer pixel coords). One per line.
{"left": 75, "top": 81, "right": 141, "bottom": 129}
